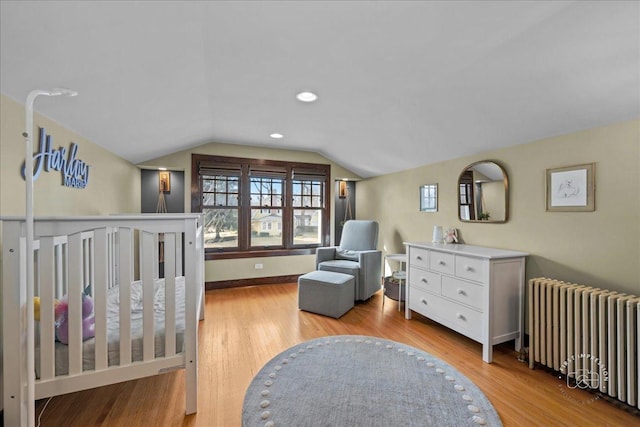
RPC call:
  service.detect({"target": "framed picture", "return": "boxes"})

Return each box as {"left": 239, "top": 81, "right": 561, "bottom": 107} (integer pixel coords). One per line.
{"left": 338, "top": 181, "right": 348, "bottom": 198}
{"left": 159, "top": 171, "right": 171, "bottom": 192}
{"left": 420, "top": 183, "right": 438, "bottom": 212}
{"left": 546, "top": 163, "right": 594, "bottom": 211}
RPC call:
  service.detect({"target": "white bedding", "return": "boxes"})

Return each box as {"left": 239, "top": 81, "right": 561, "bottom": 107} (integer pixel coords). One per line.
{"left": 36, "top": 278, "right": 186, "bottom": 377}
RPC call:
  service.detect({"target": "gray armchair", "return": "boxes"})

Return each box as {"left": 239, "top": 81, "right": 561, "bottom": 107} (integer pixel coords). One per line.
{"left": 316, "top": 220, "right": 382, "bottom": 301}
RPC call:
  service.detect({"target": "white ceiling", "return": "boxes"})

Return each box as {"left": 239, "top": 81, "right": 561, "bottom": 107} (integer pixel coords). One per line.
{"left": 1, "top": 1, "right": 638, "bottom": 178}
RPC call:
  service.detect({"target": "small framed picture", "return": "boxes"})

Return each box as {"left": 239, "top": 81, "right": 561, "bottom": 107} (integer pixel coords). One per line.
{"left": 338, "top": 181, "right": 348, "bottom": 198}
{"left": 420, "top": 183, "right": 438, "bottom": 212}
{"left": 159, "top": 171, "right": 171, "bottom": 192}
{"left": 546, "top": 163, "right": 594, "bottom": 212}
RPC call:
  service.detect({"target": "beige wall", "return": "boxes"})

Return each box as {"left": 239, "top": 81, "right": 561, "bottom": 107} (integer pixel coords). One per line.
{"left": 357, "top": 119, "right": 640, "bottom": 295}
{"left": 140, "top": 142, "right": 361, "bottom": 282}
{"left": 0, "top": 95, "right": 141, "bottom": 216}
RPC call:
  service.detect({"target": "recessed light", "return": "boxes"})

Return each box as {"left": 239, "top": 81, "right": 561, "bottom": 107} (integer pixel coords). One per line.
{"left": 296, "top": 91, "right": 318, "bottom": 102}
{"left": 270, "top": 133, "right": 284, "bottom": 139}
{"left": 158, "top": 167, "right": 167, "bottom": 171}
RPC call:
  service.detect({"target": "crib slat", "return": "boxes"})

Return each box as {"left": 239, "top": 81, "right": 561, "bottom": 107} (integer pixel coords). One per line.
{"left": 68, "top": 232, "right": 84, "bottom": 375}
{"left": 176, "top": 232, "right": 183, "bottom": 277}
{"left": 196, "top": 225, "right": 205, "bottom": 321}
{"left": 108, "top": 228, "right": 115, "bottom": 288}
{"left": 93, "top": 228, "right": 109, "bottom": 370}
{"left": 38, "top": 237, "right": 56, "bottom": 380}
{"left": 184, "top": 220, "right": 199, "bottom": 414}
{"left": 164, "top": 233, "right": 177, "bottom": 356}
{"left": 141, "top": 231, "right": 155, "bottom": 362}
{"left": 118, "top": 228, "right": 133, "bottom": 365}
{"left": 83, "top": 235, "right": 90, "bottom": 289}
{"left": 56, "top": 243, "right": 64, "bottom": 297}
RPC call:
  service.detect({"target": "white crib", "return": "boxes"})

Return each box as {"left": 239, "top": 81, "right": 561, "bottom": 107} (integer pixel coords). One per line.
{"left": 2, "top": 214, "right": 204, "bottom": 425}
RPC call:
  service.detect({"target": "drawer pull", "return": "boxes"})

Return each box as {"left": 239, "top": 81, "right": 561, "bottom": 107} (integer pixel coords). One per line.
{"left": 465, "top": 265, "right": 474, "bottom": 272}
{"left": 416, "top": 255, "right": 423, "bottom": 261}
{"left": 457, "top": 289, "right": 466, "bottom": 296}
{"left": 456, "top": 313, "right": 466, "bottom": 321}
{"left": 438, "top": 260, "right": 446, "bottom": 266}
{"left": 420, "top": 298, "right": 428, "bottom": 305}
{"left": 421, "top": 277, "right": 428, "bottom": 283}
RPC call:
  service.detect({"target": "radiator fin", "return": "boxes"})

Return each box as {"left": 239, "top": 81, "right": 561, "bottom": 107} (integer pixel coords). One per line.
{"left": 528, "top": 278, "right": 639, "bottom": 409}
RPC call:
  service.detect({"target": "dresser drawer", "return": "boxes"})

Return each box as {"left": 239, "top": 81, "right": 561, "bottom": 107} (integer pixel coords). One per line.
{"left": 442, "top": 276, "right": 483, "bottom": 310}
{"left": 408, "top": 247, "right": 430, "bottom": 270}
{"left": 409, "top": 287, "right": 482, "bottom": 341}
{"left": 429, "top": 251, "right": 454, "bottom": 275}
{"left": 408, "top": 286, "right": 441, "bottom": 319}
{"left": 409, "top": 267, "right": 441, "bottom": 294}
{"left": 455, "top": 255, "right": 485, "bottom": 283}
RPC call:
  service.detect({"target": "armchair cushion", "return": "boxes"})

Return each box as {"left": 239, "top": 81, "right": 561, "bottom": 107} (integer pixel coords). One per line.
{"left": 335, "top": 249, "right": 359, "bottom": 261}
{"left": 318, "top": 260, "right": 360, "bottom": 293}
{"left": 338, "top": 221, "right": 378, "bottom": 251}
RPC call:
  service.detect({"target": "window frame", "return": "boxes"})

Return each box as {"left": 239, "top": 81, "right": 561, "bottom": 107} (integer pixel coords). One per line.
{"left": 191, "top": 154, "right": 331, "bottom": 260}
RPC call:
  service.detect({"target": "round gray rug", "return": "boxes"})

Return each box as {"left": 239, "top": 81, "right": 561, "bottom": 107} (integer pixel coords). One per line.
{"left": 242, "top": 335, "right": 502, "bottom": 427}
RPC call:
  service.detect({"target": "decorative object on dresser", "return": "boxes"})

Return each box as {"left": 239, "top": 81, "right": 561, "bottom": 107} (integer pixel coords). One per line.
{"left": 432, "top": 225, "right": 444, "bottom": 243}
{"left": 528, "top": 278, "right": 639, "bottom": 410}
{"left": 404, "top": 242, "right": 528, "bottom": 363}
{"left": 444, "top": 227, "right": 458, "bottom": 244}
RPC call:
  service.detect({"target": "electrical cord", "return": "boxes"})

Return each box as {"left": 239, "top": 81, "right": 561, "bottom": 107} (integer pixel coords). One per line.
{"left": 36, "top": 396, "right": 53, "bottom": 427}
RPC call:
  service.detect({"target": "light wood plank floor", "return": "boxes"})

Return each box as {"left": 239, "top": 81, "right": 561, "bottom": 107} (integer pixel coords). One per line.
{"left": 33, "top": 283, "right": 639, "bottom": 426}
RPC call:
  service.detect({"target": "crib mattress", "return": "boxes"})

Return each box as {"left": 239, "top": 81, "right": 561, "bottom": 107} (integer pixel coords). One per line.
{"left": 36, "top": 278, "right": 186, "bottom": 378}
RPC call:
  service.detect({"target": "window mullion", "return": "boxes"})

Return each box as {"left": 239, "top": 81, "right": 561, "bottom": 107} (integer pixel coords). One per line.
{"left": 239, "top": 164, "right": 252, "bottom": 251}
{"left": 282, "top": 167, "right": 294, "bottom": 249}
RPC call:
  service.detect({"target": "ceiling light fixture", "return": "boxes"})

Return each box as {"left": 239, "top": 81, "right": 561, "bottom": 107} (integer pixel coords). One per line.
{"left": 296, "top": 91, "right": 318, "bottom": 102}
{"left": 270, "top": 133, "right": 284, "bottom": 139}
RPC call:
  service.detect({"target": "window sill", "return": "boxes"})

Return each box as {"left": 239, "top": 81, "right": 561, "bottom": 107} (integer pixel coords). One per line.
{"left": 205, "top": 247, "right": 318, "bottom": 260}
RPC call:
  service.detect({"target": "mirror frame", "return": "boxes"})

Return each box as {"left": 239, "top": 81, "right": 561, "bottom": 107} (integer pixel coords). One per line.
{"left": 457, "top": 160, "right": 509, "bottom": 223}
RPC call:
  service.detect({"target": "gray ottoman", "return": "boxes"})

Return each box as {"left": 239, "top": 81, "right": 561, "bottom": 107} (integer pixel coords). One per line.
{"left": 298, "top": 270, "right": 355, "bottom": 318}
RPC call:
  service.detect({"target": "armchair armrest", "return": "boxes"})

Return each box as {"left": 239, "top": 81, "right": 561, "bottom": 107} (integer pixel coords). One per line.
{"left": 316, "top": 246, "right": 337, "bottom": 267}
{"left": 358, "top": 250, "right": 383, "bottom": 300}
{"left": 357, "top": 250, "right": 382, "bottom": 274}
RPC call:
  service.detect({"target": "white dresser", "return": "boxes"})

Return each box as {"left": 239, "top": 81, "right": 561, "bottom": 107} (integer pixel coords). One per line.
{"left": 404, "top": 242, "right": 528, "bottom": 363}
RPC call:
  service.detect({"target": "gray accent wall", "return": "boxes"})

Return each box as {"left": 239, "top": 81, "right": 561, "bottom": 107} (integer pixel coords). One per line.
{"left": 334, "top": 180, "right": 356, "bottom": 245}
{"left": 141, "top": 170, "right": 185, "bottom": 213}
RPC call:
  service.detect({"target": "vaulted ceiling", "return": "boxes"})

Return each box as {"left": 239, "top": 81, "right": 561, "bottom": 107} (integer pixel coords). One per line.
{"left": 1, "top": 1, "right": 638, "bottom": 178}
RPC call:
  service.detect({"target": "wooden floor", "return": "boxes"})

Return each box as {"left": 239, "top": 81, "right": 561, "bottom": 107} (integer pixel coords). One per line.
{"left": 34, "top": 283, "right": 638, "bottom": 426}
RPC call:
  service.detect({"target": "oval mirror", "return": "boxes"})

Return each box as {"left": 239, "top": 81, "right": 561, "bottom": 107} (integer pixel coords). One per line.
{"left": 458, "top": 161, "right": 508, "bottom": 223}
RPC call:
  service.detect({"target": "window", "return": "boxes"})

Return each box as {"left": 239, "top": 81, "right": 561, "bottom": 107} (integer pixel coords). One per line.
{"left": 201, "top": 173, "right": 240, "bottom": 249}
{"left": 192, "top": 154, "right": 330, "bottom": 259}
{"left": 292, "top": 168, "right": 325, "bottom": 246}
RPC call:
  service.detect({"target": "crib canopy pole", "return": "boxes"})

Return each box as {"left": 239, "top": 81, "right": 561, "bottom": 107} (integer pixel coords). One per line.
{"left": 19, "top": 88, "right": 77, "bottom": 427}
